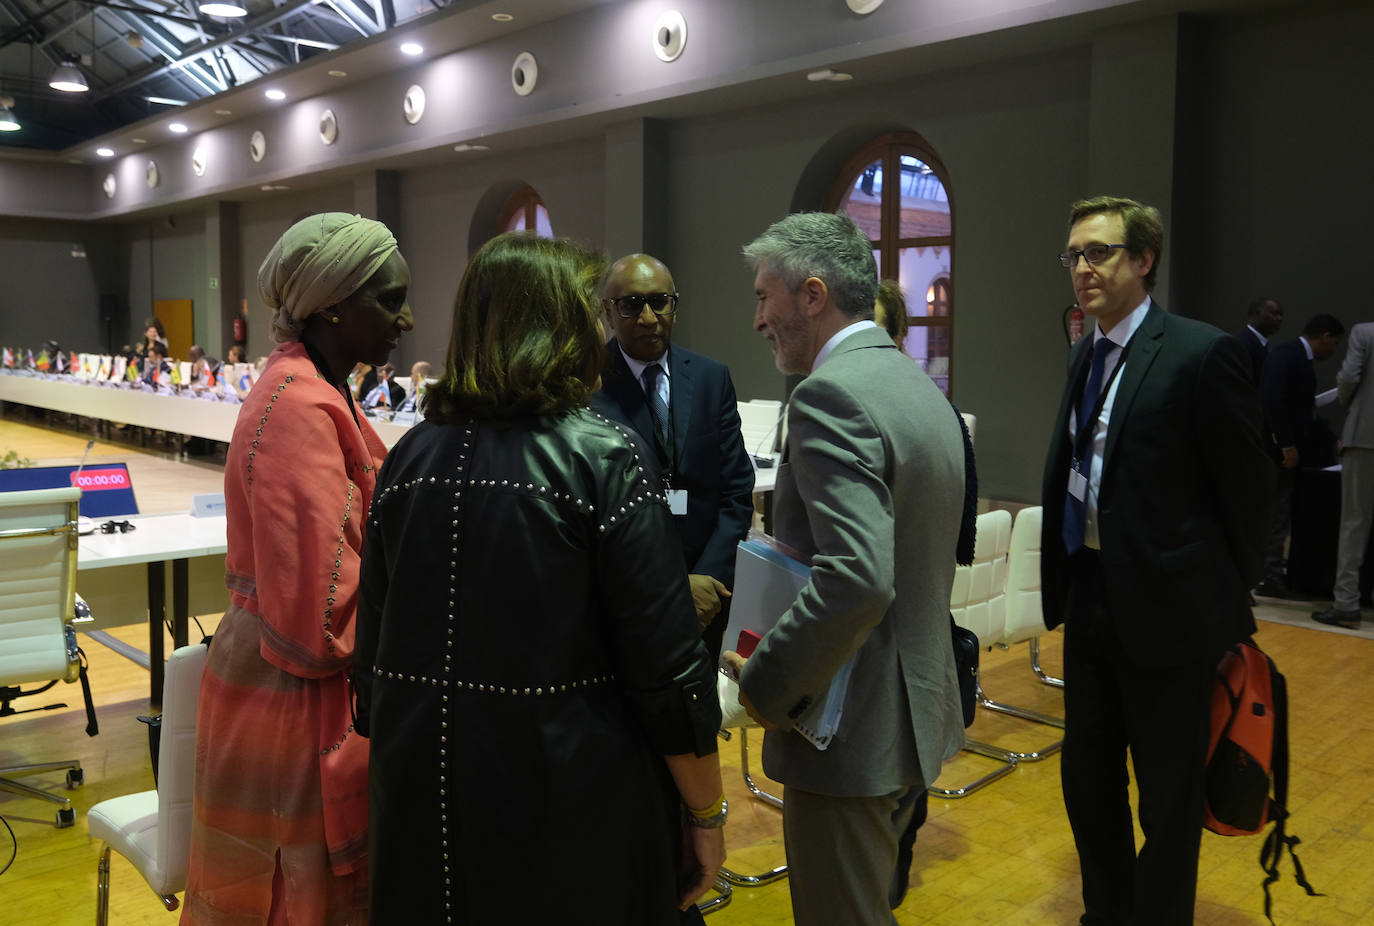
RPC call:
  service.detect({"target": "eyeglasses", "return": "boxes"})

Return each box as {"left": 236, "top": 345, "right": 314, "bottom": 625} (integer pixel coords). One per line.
{"left": 99, "top": 519, "right": 136, "bottom": 534}
{"left": 1059, "top": 244, "right": 1127, "bottom": 269}
{"left": 608, "top": 292, "right": 678, "bottom": 319}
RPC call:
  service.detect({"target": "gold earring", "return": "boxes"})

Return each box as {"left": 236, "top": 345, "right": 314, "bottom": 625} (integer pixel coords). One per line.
{"left": 330, "top": 315, "right": 340, "bottom": 325}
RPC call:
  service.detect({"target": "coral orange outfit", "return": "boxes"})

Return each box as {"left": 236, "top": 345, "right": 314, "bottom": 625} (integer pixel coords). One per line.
{"left": 182, "top": 341, "right": 384, "bottom": 924}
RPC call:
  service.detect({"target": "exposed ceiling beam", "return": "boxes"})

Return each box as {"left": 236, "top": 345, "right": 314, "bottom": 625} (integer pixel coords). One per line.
{"left": 90, "top": 0, "right": 315, "bottom": 100}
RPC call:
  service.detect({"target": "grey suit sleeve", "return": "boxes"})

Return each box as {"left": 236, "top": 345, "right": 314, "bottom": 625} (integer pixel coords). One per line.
{"left": 739, "top": 377, "right": 896, "bottom": 725}
{"left": 1338, "top": 328, "right": 1368, "bottom": 407}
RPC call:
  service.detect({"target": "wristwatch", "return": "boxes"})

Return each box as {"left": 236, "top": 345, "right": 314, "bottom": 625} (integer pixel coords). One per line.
{"left": 684, "top": 798, "right": 728, "bottom": 829}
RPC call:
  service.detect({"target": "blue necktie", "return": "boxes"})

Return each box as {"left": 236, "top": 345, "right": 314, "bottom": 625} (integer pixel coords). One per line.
{"left": 1062, "top": 337, "right": 1114, "bottom": 554}
{"left": 642, "top": 362, "right": 670, "bottom": 448}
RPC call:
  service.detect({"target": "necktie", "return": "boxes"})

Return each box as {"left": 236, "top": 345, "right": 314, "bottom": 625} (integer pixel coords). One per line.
{"left": 642, "top": 362, "right": 670, "bottom": 447}
{"left": 1062, "top": 336, "right": 1114, "bottom": 554}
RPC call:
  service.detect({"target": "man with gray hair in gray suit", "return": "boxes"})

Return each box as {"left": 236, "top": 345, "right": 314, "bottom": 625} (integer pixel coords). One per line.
{"left": 724, "top": 212, "right": 966, "bottom": 925}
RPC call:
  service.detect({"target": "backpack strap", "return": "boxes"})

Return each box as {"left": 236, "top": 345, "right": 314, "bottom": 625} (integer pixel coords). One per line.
{"left": 1258, "top": 655, "right": 1321, "bottom": 924}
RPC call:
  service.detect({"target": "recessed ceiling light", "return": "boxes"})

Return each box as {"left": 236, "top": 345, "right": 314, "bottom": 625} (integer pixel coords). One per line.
{"left": 265, "top": 88, "right": 286, "bottom": 101}
{"left": 145, "top": 96, "right": 188, "bottom": 106}
{"left": 453, "top": 143, "right": 490, "bottom": 152}
{"left": 96, "top": 146, "right": 114, "bottom": 157}
{"left": 169, "top": 122, "right": 188, "bottom": 134}
{"left": 400, "top": 41, "right": 423, "bottom": 56}
{"left": 491, "top": 12, "right": 513, "bottom": 21}
{"left": 260, "top": 184, "right": 291, "bottom": 191}
{"left": 214, "top": 108, "right": 232, "bottom": 116}
{"left": 132, "top": 137, "right": 147, "bottom": 144}
{"left": 328, "top": 69, "right": 348, "bottom": 78}
{"left": 806, "top": 68, "right": 853, "bottom": 82}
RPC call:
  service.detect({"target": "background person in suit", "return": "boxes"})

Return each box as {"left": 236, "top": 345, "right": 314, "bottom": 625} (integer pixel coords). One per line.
{"left": 725, "top": 212, "right": 966, "bottom": 926}
{"left": 1041, "top": 196, "right": 1273, "bottom": 925}
{"left": 590, "top": 253, "right": 755, "bottom": 658}
{"left": 1314, "top": 320, "right": 1374, "bottom": 628}
{"left": 1257, "top": 313, "right": 1345, "bottom": 597}
{"left": 1235, "top": 295, "right": 1284, "bottom": 384}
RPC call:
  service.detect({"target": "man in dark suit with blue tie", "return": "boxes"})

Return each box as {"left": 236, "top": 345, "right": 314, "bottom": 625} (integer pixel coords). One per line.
{"left": 1040, "top": 196, "right": 1274, "bottom": 925}
{"left": 591, "top": 254, "right": 755, "bottom": 658}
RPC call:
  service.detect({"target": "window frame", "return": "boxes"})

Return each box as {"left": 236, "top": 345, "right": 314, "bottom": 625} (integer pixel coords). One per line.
{"left": 826, "top": 132, "right": 955, "bottom": 396}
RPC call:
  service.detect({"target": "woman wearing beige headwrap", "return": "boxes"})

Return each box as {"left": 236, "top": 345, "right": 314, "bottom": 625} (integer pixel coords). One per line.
{"left": 183, "top": 213, "right": 412, "bottom": 924}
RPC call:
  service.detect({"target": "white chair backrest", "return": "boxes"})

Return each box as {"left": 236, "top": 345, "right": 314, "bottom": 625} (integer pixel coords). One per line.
{"left": 393, "top": 376, "right": 412, "bottom": 393}
{"left": 950, "top": 508, "right": 1012, "bottom": 647}
{"left": 960, "top": 412, "right": 976, "bottom": 447}
{"left": 0, "top": 487, "right": 80, "bottom": 683}
{"left": 156, "top": 643, "right": 208, "bottom": 890}
{"left": 737, "top": 399, "right": 783, "bottom": 457}
{"left": 1004, "top": 506, "right": 1045, "bottom": 644}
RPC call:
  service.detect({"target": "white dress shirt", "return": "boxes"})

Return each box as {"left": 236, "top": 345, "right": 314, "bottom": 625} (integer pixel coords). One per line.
{"left": 1069, "top": 297, "right": 1151, "bottom": 549}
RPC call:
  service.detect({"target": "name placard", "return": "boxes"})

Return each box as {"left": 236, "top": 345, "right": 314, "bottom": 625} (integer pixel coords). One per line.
{"left": 190, "top": 493, "right": 227, "bottom": 518}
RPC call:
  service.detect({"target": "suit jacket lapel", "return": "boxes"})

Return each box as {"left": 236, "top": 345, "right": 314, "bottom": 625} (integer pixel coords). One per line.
{"left": 604, "top": 341, "right": 657, "bottom": 446}
{"left": 1103, "top": 301, "right": 1164, "bottom": 473}
{"left": 668, "top": 347, "right": 695, "bottom": 467}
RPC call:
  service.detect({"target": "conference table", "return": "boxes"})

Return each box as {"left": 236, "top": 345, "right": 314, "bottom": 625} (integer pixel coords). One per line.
{"left": 78, "top": 512, "right": 227, "bottom": 705}
{"left": 0, "top": 371, "right": 413, "bottom": 448}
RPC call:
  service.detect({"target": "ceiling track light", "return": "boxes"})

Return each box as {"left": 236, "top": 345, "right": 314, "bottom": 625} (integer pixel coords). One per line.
{"left": 49, "top": 60, "right": 89, "bottom": 93}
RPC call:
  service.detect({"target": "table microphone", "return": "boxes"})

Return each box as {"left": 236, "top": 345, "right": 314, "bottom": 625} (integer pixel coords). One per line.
{"left": 73, "top": 439, "right": 95, "bottom": 482}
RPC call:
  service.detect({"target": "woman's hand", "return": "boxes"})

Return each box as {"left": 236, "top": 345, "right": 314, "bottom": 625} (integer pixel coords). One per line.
{"left": 678, "top": 823, "right": 726, "bottom": 910}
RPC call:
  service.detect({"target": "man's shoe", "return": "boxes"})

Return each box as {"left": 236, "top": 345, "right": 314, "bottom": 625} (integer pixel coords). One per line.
{"left": 1312, "top": 607, "right": 1362, "bottom": 629}
{"left": 1255, "top": 578, "right": 1297, "bottom": 600}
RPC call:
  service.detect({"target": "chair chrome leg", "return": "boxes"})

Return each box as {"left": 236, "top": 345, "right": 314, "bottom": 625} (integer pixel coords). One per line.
{"left": 720, "top": 862, "right": 788, "bottom": 887}
{"left": 1030, "top": 636, "right": 1064, "bottom": 688}
{"left": 970, "top": 669, "right": 1065, "bottom": 761}
{"left": 739, "top": 728, "right": 783, "bottom": 810}
{"left": 697, "top": 875, "right": 733, "bottom": 914}
{"left": 96, "top": 845, "right": 111, "bottom": 926}
{"left": 928, "top": 738, "right": 1018, "bottom": 799}
{"left": 158, "top": 895, "right": 180, "bottom": 912}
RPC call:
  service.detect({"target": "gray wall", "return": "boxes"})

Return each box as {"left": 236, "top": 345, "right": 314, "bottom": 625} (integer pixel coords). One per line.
{"left": 666, "top": 48, "right": 1094, "bottom": 501}
{"left": 0, "top": 219, "right": 122, "bottom": 353}
{"left": 396, "top": 136, "right": 607, "bottom": 373}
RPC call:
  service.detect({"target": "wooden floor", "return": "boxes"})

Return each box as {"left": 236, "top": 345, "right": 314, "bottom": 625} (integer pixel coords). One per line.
{"left": 2, "top": 411, "right": 1372, "bottom": 925}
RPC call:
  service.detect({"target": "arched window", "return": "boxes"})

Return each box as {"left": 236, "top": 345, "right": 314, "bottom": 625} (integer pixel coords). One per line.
{"left": 497, "top": 185, "right": 553, "bottom": 238}
{"left": 828, "top": 134, "right": 953, "bottom": 396}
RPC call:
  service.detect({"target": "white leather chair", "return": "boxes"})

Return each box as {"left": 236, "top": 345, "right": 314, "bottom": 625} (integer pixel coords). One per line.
{"left": 934, "top": 508, "right": 1019, "bottom": 798}
{"left": 979, "top": 505, "right": 1064, "bottom": 761}
{"left": 88, "top": 642, "right": 208, "bottom": 924}
{"left": 736, "top": 399, "right": 784, "bottom": 459}
{"left": 0, "top": 487, "right": 85, "bottom": 827}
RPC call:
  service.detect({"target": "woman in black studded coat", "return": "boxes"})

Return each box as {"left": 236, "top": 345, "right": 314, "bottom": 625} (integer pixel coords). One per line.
{"left": 354, "top": 234, "right": 724, "bottom": 925}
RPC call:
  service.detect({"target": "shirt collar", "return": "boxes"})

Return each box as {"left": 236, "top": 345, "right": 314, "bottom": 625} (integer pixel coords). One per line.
{"left": 1095, "top": 296, "right": 1152, "bottom": 350}
{"left": 1247, "top": 324, "right": 1269, "bottom": 346}
{"left": 813, "top": 319, "right": 879, "bottom": 372}
{"left": 618, "top": 342, "right": 670, "bottom": 387}
{"left": 1298, "top": 336, "right": 1314, "bottom": 361}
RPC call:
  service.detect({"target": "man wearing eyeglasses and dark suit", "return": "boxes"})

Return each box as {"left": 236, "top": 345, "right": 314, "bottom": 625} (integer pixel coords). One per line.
{"left": 1040, "top": 196, "right": 1273, "bottom": 925}
{"left": 591, "top": 253, "right": 755, "bottom": 659}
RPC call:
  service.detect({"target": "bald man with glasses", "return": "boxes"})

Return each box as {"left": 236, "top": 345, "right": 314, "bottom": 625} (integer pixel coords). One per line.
{"left": 591, "top": 253, "right": 755, "bottom": 659}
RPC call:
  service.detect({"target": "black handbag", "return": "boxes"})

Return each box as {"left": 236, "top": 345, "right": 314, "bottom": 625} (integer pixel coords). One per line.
{"left": 950, "top": 615, "right": 978, "bottom": 728}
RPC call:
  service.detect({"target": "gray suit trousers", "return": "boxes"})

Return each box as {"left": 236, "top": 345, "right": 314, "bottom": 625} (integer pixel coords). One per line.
{"left": 1334, "top": 447, "right": 1374, "bottom": 610}
{"left": 781, "top": 784, "right": 924, "bottom": 926}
